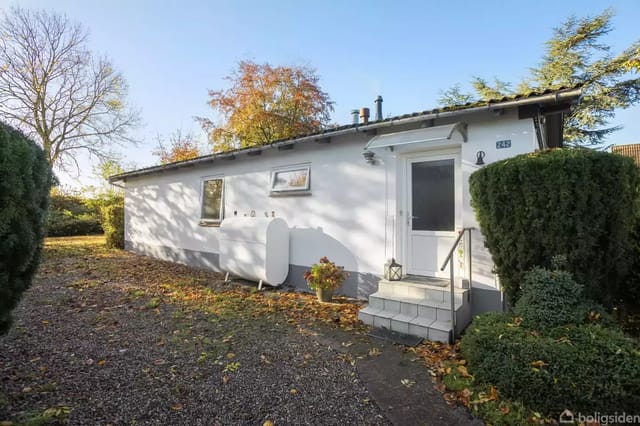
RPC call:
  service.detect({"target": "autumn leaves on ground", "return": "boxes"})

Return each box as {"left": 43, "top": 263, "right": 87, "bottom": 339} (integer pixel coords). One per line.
{"left": 0, "top": 236, "right": 388, "bottom": 425}
{"left": 0, "top": 236, "right": 472, "bottom": 425}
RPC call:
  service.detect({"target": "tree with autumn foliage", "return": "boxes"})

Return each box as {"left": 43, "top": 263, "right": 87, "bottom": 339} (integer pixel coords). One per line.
{"left": 153, "top": 130, "right": 202, "bottom": 164}
{"left": 197, "top": 61, "right": 333, "bottom": 152}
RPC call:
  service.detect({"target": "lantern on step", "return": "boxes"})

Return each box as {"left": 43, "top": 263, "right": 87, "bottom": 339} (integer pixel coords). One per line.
{"left": 384, "top": 258, "right": 403, "bottom": 281}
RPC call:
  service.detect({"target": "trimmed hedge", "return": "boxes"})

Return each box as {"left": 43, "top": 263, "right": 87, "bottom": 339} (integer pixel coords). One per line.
{"left": 470, "top": 148, "right": 639, "bottom": 306}
{"left": 460, "top": 312, "right": 640, "bottom": 417}
{"left": 0, "top": 123, "right": 52, "bottom": 334}
{"left": 101, "top": 203, "right": 124, "bottom": 249}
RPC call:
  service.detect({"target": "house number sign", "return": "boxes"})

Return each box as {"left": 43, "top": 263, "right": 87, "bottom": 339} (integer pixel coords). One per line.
{"left": 496, "top": 139, "right": 511, "bottom": 149}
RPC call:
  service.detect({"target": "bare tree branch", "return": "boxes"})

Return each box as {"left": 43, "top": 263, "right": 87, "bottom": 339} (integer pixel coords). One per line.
{"left": 0, "top": 7, "right": 140, "bottom": 172}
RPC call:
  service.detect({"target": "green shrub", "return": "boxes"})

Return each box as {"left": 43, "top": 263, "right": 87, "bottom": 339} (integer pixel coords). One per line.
{"left": 514, "top": 266, "right": 585, "bottom": 329}
{"left": 101, "top": 203, "right": 124, "bottom": 249}
{"left": 0, "top": 123, "right": 52, "bottom": 334}
{"left": 470, "top": 148, "right": 639, "bottom": 307}
{"left": 460, "top": 313, "right": 640, "bottom": 417}
{"left": 46, "top": 189, "right": 103, "bottom": 236}
{"left": 624, "top": 220, "right": 640, "bottom": 335}
{"left": 46, "top": 212, "right": 102, "bottom": 236}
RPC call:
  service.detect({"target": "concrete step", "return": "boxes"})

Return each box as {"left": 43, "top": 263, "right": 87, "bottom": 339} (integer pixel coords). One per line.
{"left": 378, "top": 279, "right": 469, "bottom": 303}
{"left": 358, "top": 306, "right": 453, "bottom": 343}
{"left": 368, "top": 292, "right": 464, "bottom": 321}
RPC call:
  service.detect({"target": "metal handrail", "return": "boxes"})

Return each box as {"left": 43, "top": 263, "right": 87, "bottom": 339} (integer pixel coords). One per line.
{"left": 440, "top": 227, "right": 475, "bottom": 342}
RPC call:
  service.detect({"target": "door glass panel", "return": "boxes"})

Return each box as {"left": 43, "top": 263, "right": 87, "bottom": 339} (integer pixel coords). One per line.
{"left": 411, "top": 159, "right": 454, "bottom": 231}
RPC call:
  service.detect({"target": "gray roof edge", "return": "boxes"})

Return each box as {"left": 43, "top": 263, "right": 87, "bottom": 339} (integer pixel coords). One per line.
{"left": 109, "top": 86, "right": 582, "bottom": 183}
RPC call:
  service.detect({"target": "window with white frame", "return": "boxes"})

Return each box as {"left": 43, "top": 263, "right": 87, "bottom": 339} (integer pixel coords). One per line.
{"left": 270, "top": 165, "right": 310, "bottom": 195}
{"left": 200, "top": 177, "right": 224, "bottom": 223}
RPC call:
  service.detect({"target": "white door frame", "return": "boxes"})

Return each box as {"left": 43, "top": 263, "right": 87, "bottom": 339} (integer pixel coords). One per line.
{"left": 400, "top": 149, "right": 462, "bottom": 277}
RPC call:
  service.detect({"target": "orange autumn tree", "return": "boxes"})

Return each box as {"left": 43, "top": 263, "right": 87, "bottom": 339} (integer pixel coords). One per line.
{"left": 197, "top": 61, "right": 333, "bottom": 152}
{"left": 153, "top": 129, "right": 202, "bottom": 164}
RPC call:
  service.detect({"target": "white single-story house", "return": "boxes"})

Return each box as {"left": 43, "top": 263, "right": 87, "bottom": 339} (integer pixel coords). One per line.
{"left": 110, "top": 86, "right": 582, "bottom": 342}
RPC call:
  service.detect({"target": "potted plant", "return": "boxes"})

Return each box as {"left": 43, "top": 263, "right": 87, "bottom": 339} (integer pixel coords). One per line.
{"left": 304, "top": 256, "right": 348, "bottom": 303}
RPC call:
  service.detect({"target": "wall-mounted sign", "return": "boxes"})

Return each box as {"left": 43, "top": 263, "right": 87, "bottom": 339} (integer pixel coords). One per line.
{"left": 496, "top": 139, "right": 512, "bottom": 149}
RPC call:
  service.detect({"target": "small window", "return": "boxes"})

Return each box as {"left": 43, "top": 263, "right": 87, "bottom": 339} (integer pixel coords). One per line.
{"left": 201, "top": 177, "right": 224, "bottom": 223}
{"left": 270, "top": 165, "right": 310, "bottom": 195}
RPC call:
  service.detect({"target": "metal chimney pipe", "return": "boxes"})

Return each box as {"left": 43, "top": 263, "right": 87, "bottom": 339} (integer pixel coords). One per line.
{"left": 360, "top": 107, "right": 370, "bottom": 124}
{"left": 352, "top": 109, "right": 360, "bottom": 125}
{"left": 375, "top": 95, "right": 383, "bottom": 121}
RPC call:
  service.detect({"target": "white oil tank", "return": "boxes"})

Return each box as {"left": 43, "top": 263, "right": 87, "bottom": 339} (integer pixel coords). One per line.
{"left": 219, "top": 217, "right": 289, "bottom": 288}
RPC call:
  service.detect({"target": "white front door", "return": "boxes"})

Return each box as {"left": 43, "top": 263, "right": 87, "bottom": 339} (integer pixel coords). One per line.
{"left": 406, "top": 155, "right": 458, "bottom": 277}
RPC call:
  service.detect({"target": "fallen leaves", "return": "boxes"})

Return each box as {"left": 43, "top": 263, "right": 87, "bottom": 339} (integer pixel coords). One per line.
{"left": 456, "top": 365, "right": 471, "bottom": 378}
{"left": 368, "top": 348, "right": 382, "bottom": 357}
{"left": 400, "top": 379, "right": 415, "bottom": 388}
{"left": 260, "top": 355, "right": 272, "bottom": 365}
{"left": 222, "top": 361, "right": 240, "bottom": 373}
{"left": 42, "top": 236, "right": 368, "bottom": 344}
{"left": 530, "top": 360, "right": 547, "bottom": 368}
{"left": 336, "top": 353, "right": 355, "bottom": 366}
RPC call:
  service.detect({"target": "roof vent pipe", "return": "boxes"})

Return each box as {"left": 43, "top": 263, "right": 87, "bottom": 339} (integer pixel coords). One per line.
{"left": 360, "top": 107, "right": 370, "bottom": 124}
{"left": 352, "top": 109, "right": 360, "bottom": 125}
{"left": 375, "top": 95, "right": 383, "bottom": 121}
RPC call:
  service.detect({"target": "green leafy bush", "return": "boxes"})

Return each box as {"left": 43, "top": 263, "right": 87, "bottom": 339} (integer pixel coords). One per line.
{"left": 514, "top": 266, "right": 585, "bottom": 329}
{"left": 470, "top": 148, "right": 639, "bottom": 307}
{"left": 0, "top": 123, "right": 52, "bottom": 334}
{"left": 303, "top": 256, "right": 348, "bottom": 291}
{"left": 101, "top": 203, "right": 124, "bottom": 249}
{"left": 460, "top": 313, "right": 640, "bottom": 417}
{"left": 46, "top": 189, "right": 102, "bottom": 236}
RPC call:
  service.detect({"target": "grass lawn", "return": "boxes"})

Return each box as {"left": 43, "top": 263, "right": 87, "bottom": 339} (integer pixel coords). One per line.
{"left": 0, "top": 236, "right": 389, "bottom": 425}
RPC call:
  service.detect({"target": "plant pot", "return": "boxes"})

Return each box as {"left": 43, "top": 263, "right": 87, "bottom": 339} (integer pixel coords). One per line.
{"left": 316, "top": 287, "right": 334, "bottom": 303}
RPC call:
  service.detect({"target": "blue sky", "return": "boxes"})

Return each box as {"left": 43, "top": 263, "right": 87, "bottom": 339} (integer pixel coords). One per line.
{"left": 3, "top": 0, "right": 640, "bottom": 187}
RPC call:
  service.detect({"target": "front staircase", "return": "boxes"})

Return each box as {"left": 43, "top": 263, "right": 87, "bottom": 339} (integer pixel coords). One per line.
{"left": 358, "top": 276, "right": 472, "bottom": 343}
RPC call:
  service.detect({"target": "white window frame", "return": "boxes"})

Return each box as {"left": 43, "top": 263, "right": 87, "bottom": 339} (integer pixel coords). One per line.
{"left": 269, "top": 164, "right": 311, "bottom": 196}
{"left": 200, "top": 175, "right": 225, "bottom": 224}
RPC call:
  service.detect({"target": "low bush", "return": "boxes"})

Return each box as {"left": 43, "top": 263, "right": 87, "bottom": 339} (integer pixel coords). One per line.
{"left": 514, "top": 265, "right": 585, "bottom": 329}
{"left": 0, "top": 123, "right": 52, "bottom": 334}
{"left": 460, "top": 313, "right": 640, "bottom": 417}
{"left": 101, "top": 203, "right": 124, "bottom": 249}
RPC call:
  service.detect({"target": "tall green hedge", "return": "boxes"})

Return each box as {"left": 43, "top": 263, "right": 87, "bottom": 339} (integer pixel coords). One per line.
{"left": 46, "top": 189, "right": 103, "bottom": 236}
{"left": 101, "top": 203, "right": 124, "bottom": 249}
{"left": 470, "top": 148, "right": 639, "bottom": 306}
{"left": 0, "top": 123, "right": 52, "bottom": 334}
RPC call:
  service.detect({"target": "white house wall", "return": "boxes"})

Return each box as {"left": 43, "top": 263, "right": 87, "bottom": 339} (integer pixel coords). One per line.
{"left": 123, "top": 109, "right": 537, "bottom": 302}
{"left": 460, "top": 110, "right": 537, "bottom": 314}
{"left": 125, "top": 132, "right": 388, "bottom": 298}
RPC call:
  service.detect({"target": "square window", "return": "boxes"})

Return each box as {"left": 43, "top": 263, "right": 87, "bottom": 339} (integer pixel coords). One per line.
{"left": 201, "top": 177, "right": 224, "bottom": 222}
{"left": 270, "top": 166, "right": 310, "bottom": 195}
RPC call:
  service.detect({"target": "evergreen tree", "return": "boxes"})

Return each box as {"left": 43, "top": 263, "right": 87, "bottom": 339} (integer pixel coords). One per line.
{"left": 439, "top": 9, "right": 640, "bottom": 146}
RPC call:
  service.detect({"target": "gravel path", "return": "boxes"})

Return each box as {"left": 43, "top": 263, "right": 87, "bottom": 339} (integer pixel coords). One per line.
{"left": 0, "top": 237, "right": 388, "bottom": 425}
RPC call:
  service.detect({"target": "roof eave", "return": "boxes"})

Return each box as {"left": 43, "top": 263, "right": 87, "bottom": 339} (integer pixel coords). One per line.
{"left": 109, "top": 87, "right": 582, "bottom": 183}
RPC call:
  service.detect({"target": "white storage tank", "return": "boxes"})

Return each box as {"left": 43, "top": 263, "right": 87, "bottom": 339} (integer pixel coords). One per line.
{"left": 219, "top": 217, "right": 289, "bottom": 287}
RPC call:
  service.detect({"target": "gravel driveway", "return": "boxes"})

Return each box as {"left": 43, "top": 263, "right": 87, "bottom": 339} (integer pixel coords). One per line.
{"left": 0, "top": 237, "right": 388, "bottom": 425}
